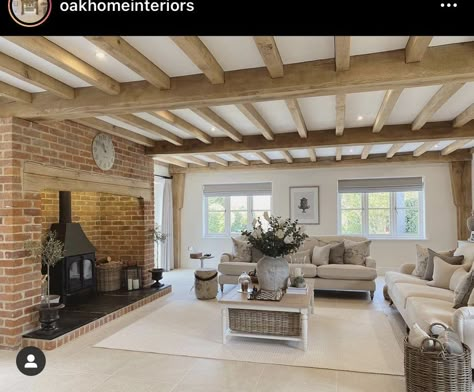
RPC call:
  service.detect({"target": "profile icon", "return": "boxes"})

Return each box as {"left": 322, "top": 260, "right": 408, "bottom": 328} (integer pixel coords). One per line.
{"left": 16, "top": 346, "right": 46, "bottom": 376}
{"left": 8, "top": 0, "right": 52, "bottom": 27}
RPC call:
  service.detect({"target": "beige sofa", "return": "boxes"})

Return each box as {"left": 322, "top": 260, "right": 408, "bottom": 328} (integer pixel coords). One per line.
{"left": 218, "top": 235, "right": 377, "bottom": 299}
{"left": 384, "top": 241, "right": 474, "bottom": 367}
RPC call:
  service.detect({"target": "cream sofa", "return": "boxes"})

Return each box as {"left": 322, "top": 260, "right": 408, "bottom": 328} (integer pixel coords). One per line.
{"left": 218, "top": 235, "right": 377, "bottom": 299}
{"left": 384, "top": 241, "right": 474, "bottom": 367}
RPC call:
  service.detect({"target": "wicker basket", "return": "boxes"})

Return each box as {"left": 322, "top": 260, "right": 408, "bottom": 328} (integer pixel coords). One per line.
{"left": 96, "top": 262, "right": 122, "bottom": 292}
{"left": 228, "top": 308, "right": 301, "bottom": 336}
{"left": 404, "top": 337, "right": 472, "bottom": 392}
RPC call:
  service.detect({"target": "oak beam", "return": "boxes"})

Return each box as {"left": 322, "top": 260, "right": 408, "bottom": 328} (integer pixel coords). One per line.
{"left": 453, "top": 104, "right": 474, "bottom": 128}
{"left": 286, "top": 98, "right": 307, "bottom": 138}
{"left": 406, "top": 36, "right": 433, "bottom": 63}
{"left": 150, "top": 110, "right": 212, "bottom": 144}
{"left": 73, "top": 117, "right": 154, "bottom": 147}
{"left": 177, "top": 155, "right": 208, "bottom": 167}
{"left": 2, "top": 43, "right": 474, "bottom": 120}
{"left": 441, "top": 140, "right": 470, "bottom": 156}
{"left": 231, "top": 153, "right": 249, "bottom": 165}
{"left": 171, "top": 36, "right": 224, "bottom": 84}
{"left": 386, "top": 143, "right": 404, "bottom": 158}
{"left": 206, "top": 154, "right": 228, "bottom": 166}
{"left": 0, "top": 81, "right": 32, "bottom": 103}
{"left": 172, "top": 173, "right": 185, "bottom": 268}
{"left": 336, "top": 94, "right": 345, "bottom": 136}
{"left": 334, "top": 36, "right": 351, "bottom": 71}
{"left": 373, "top": 89, "right": 403, "bottom": 133}
{"left": 191, "top": 107, "right": 242, "bottom": 142}
{"left": 413, "top": 141, "right": 437, "bottom": 157}
{"left": 336, "top": 147, "right": 342, "bottom": 161}
{"left": 308, "top": 148, "right": 317, "bottom": 162}
{"left": 147, "top": 121, "right": 474, "bottom": 156}
{"left": 412, "top": 83, "right": 464, "bottom": 130}
{"left": 237, "top": 103, "right": 275, "bottom": 141}
{"left": 112, "top": 114, "right": 184, "bottom": 145}
{"left": 361, "top": 145, "right": 372, "bottom": 160}
{"left": 0, "top": 52, "right": 74, "bottom": 99}
{"left": 281, "top": 150, "right": 294, "bottom": 163}
{"left": 154, "top": 156, "right": 188, "bottom": 168}
{"left": 449, "top": 161, "right": 472, "bottom": 240}
{"left": 5, "top": 36, "right": 120, "bottom": 95}
{"left": 86, "top": 36, "right": 170, "bottom": 89}
{"left": 254, "top": 36, "right": 284, "bottom": 78}
{"left": 255, "top": 152, "right": 271, "bottom": 164}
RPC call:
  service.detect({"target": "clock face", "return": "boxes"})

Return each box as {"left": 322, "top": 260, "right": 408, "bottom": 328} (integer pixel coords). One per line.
{"left": 92, "top": 133, "right": 115, "bottom": 171}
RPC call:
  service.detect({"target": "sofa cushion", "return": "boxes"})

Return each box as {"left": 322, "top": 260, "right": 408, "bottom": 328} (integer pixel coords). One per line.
{"left": 218, "top": 261, "right": 256, "bottom": 276}
{"left": 343, "top": 239, "right": 371, "bottom": 265}
{"left": 427, "top": 256, "right": 465, "bottom": 289}
{"left": 423, "top": 249, "right": 460, "bottom": 281}
{"left": 453, "top": 271, "right": 474, "bottom": 309}
{"left": 385, "top": 271, "right": 427, "bottom": 288}
{"left": 455, "top": 241, "right": 474, "bottom": 266}
{"left": 412, "top": 244, "right": 429, "bottom": 277}
{"left": 406, "top": 297, "right": 455, "bottom": 332}
{"left": 289, "top": 263, "right": 317, "bottom": 278}
{"left": 311, "top": 243, "right": 332, "bottom": 266}
{"left": 390, "top": 282, "right": 454, "bottom": 308}
{"left": 317, "top": 264, "right": 377, "bottom": 281}
{"left": 327, "top": 242, "right": 345, "bottom": 264}
{"left": 284, "top": 248, "right": 312, "bottom": 264}
{"left": 231, "top": 237, "right": 251, "bottom": 262}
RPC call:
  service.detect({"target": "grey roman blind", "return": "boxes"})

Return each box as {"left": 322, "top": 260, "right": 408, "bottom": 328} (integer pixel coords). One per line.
{"left": 338, "top": 177, "right": 424, "bottom": 194}
{"left": 203, "top": 182, "right": 272, "bottom": 197}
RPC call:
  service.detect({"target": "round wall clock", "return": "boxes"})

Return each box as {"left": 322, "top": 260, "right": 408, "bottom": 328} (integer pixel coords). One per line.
{"left": 92, "top": 133, "right": 115, "bottom": 171}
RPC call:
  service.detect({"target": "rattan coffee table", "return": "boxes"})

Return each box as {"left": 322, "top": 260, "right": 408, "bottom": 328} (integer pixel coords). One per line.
{"left": 219, "top": 280, "right": 314, "bottom": 351}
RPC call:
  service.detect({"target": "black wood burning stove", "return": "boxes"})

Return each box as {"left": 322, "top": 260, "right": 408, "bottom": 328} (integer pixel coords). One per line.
{"left": 49, "top": 191, "right": 97, "bottom": 304}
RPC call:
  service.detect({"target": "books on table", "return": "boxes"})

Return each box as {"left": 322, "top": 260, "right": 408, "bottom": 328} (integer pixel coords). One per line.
{"left": 287, "top": 286, "right": 308, "bottom": 295}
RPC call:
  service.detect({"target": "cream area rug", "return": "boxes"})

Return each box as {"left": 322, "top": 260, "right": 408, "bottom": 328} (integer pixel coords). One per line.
{"left": 95, "top": 293, "right": 404, "bottom": 375}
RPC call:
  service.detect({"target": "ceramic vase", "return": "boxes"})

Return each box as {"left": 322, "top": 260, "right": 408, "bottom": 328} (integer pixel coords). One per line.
{"left": 256, "top": 256, "right": 289, "bottom": 291}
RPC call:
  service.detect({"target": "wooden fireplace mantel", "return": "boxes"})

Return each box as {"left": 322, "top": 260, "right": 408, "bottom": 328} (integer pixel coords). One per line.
{"left": 23, "top": 161, "right": 152, "bottom": 200}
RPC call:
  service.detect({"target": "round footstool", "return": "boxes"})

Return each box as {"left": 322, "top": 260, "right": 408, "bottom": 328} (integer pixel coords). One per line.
{"left": 194, "top": 268, "right": 218, "bottom": 300}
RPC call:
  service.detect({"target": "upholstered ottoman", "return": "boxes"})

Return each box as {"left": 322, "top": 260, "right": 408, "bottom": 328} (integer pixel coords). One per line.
{"left": 194, "top": 268, "right": 218, "bottom": 300}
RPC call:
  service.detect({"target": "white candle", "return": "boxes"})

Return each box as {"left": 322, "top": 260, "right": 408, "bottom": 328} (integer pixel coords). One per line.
{"left": 294, "top": 267, "right": 302, "bottom": 277}
{"left": 128, "top": 278, "right": 133, "bottom": 291}
{"left": 133, "top": 279, "right": 140, "bottom": 290}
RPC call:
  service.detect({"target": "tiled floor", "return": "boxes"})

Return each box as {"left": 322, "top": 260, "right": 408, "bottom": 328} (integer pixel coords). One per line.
{"left": 0, "top": 270, "right": 406, "bottom": 392}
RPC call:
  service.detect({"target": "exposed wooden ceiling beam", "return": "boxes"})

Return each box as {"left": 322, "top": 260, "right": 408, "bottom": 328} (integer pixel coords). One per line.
{"left": 153, "top": 156, "right": 188, "bottom": 168}
{"left": 111, "top": 114, "right": 183, "bottom": 145}
{"left": 286, "top": 98, "right": 307, "bottom": 138}
{"left": 177, "top": 155, "right": 208, "bottom": 167}
{"left": 169, "top": 150, "right": 471, "bottom": 173}
{"left": 171, "top": 36, "right": 224, "bottom": 84}
{"left": 5, "top": 36, "right": 120, "bottom": 95}
{"left": 231, "top": 153, "right": 249, "bottom": 165}
{"left": 0, "top": 81, "right": 31, "bottom": 103}
{"left": 72, "top": 117, "right": 154, "bottom": 147}
{"left": 147, "top": 121, "right": 474, "bottom": 156}
{"left": 361, "top": 145, "right": 372, "bottom": 160}
{"left": 0, "top": 52, "right": 74, "bottom": 99}
{"left": 206, "top": 154, "right": 228, "bottom": 166}
{"left": 413, "top": 141, "right": 438, "bottom": 157}
{"left": 412, "top": 83, "right": 464, "bottom": 130}
{"left": 336, "top": 94, "right": 345, "bottom": 136}
{"left": 281, "top": 150, "right": 294, "bottom": 163}
{"left": 335, "top": 147, "right": 342, "bottom": 161}
{"left": 253, "top": 36, "right": 284, "bottom": 78}
{"left": 373, "top": 89, "right": 403, "bottom": 133}
{"left": 2, "top": 42, "right": 473, "bottom": 120}
{"left": 191, "top": 107, "right": 242, "bottom": 142}
{"left": 441, "top": 140, "right": 470, "bottom": 156}
{"left": 255, "top": 152, "right": 271, "bottom": 164}
{"left": 85, "top": 36, "right": 170, "bottom": 89}
{"left": 334, "top": 36, "right": 351, "bottom": 71}
{"left": 149, "top": 111, "right": 212, "bottom": 144}
{"left": 453, "top": 104, "right": 474, "bottom": 128}
{"left": 307, "top": 148, "right": 317, "bottom": 162}
{"left": 406, "top": 36, "right": 433, "bottom": 63}
{"left": 236, "top": 103, "right": 274, "bottom": 141}
{"left": 386, "top": 143, "right": 404, "bottom": 158}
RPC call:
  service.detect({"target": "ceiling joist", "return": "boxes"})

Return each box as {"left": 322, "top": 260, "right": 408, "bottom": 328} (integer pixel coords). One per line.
{"left": 236, "top": 103, "right": 274, "bottom": 141}
{"left": 231, "top": 153, "right": 249, "bottom": 165}
{"left": 334, "top": 36, "right": 351, "bottom": 71}
{"left": 335, "top": 147, "right": 342, "bottom": 161}
{"left": 281, "top": 150, "right": 294, "bottom": 163}
{"left": 373, "top": 89, "right": 403, "bottom": 133}
{"left": 413, "top": 141, "right": 438, "bottom": 157}
{"left": 177, "top": 155, "right": 208, "bottom": 167}
{"left": 335, "top": 94, "right": 345, "bottom": 136}
{"left": 153, "top": 156, "right": 188, "bottom": 168}
{"left": 255, "top": 152, "right": 271, "bottom": 164}
{"left": 406, "top": 36, "right": 433, "bottom": 63}
{"left": 191, "top": 107, "right": 243, "bottom": 142}
{"left": 307, "top": 148, "right": 317, "bottom": 162}
{"left": 386, "top": 143, "right": 404, "bottom": 158}
{"left": 453, "top": 104, "right": 474, "bottom": 128}
{"left": 286, "top": 98, "right": 307, "bottom": 138}
{"left": 206, "top": 154, "right": 228, "bottom": 166}
{"left": 254, "top": 36, "right": 284, "bottom": 78}
{"left": 441, "top": 140, "right": 470, "bottom": 155}
{"left": 361, "top": 145, "right": 372, "bottom": 160}
{"left": 0, "top": 81, "right": 32, "bottom": 103}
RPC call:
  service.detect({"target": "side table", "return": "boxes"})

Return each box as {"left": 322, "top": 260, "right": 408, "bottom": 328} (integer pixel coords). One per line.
{"left": 190, "top": 253, "right": 214, "bottom": 268}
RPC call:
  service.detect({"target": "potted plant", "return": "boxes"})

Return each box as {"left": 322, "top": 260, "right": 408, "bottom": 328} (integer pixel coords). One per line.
{"left": 242, "top": 213, "right": 308, "bottom": 291}
{"left": 149, "top": 225, "right": 168, "bottom": 287}
{"left": 25, "top": 231, "right": 65, "bottom": 332}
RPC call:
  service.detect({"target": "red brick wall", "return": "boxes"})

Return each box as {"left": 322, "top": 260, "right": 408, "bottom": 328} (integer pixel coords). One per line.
{"left": 0, "top": 118, "right": 154, "bottom": 349}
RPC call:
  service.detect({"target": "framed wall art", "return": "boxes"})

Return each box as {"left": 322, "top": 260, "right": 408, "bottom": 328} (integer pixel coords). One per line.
{"left": 289, "top": 186, "right": 320, "bottom": 225}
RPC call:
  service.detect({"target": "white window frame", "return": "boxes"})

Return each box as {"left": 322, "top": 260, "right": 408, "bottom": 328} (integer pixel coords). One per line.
{"left": 337, "top": 191, "right": 425, "bottom": 240}
{"left": 203, "top": 195, "right": 272, "bottom": 238}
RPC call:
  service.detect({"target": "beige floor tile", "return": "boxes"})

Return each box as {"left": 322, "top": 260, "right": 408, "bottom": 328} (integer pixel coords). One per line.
{"left": 90, "top": 375, "right": 175, "bottom": 392}
{"left": 337, "top": 371, "right": 405, "bottom": 392}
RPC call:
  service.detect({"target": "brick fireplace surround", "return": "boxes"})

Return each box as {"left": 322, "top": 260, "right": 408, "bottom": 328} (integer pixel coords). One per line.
{"left": 0, "top": 117, "right": 156, "bottom": 350}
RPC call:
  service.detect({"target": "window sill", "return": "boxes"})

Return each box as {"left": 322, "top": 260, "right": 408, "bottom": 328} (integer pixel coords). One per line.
{"left": 367, "top": 237, "right": 428, "bottom": 241}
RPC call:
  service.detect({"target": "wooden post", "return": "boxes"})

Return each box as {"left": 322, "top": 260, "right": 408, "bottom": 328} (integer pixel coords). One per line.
{"left": 172, "top": 173, "right": 185, "bottom": 269}
{"left": 449, "top": 160, "right": 472, "bottom": 240}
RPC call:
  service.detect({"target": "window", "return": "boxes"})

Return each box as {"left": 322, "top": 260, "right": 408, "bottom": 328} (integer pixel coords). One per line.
{"left": 203, "top": 183, "right": 272, "bottom": 237}
{"left": 338, "top": 178, "right": 425, "bottom": 239}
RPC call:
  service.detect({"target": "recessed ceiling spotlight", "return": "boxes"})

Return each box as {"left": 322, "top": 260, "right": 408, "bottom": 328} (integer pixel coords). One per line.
{"left": 357, "top": 115, "right": 364, "bottom": 121}
{"left": 349, "top": 148, "right": 354, "bottom": 153}
{"left": 434, "top": 144, "right": 439, "bottom": 148}
{"left": 95, "top": 52, "right": 105, "bottom": 59}
{"left": 210, "top": 126, "right": 217, "bottom": 132}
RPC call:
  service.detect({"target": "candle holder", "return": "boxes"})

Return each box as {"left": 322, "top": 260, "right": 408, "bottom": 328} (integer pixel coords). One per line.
{"left": 122, "top": 263, "right": 143, "bottom": 291}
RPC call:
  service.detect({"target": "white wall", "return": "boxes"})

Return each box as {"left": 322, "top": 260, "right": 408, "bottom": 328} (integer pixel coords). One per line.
{"left": 181, "top": 163, "right": 458, "bottom": 274}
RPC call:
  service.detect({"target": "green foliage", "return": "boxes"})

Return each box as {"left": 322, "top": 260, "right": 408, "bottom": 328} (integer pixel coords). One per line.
{"left": 153, "top": 225, "right": 167, "bottom": 243}
{"left": 231, "top": 210, "right": 247, "bottom": 233}
{"left": 241, "top": 214, "right": 308, "bottom": 257}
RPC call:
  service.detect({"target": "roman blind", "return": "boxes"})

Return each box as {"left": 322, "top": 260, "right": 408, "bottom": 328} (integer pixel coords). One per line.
{"left": 338, "top": 177, "right": 424, "bottom": 194}
{"left": 203, "top": 182, "right": 272, "bottom": 197}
